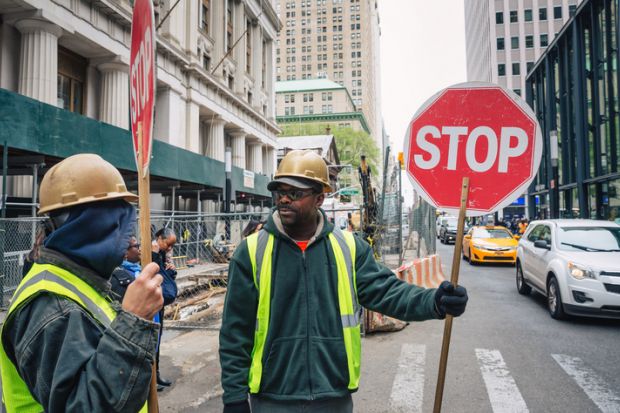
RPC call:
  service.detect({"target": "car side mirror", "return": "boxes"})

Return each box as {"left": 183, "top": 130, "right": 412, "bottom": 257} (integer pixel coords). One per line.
{"left": 514, "top": 235, "right": 521, "bottom": 240}
{"left": 534, "top": 240, "right": 550, "bottom": 250}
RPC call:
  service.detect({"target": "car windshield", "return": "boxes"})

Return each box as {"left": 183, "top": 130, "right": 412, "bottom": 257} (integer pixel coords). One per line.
{"left": 557, "top": 226, "right": 620, "bottom": 252}
{"left": 472, "top": 228, "right": 513, "bottom": 239}
{"left": 445, "top": 218, "right": 457, "bottom": 228}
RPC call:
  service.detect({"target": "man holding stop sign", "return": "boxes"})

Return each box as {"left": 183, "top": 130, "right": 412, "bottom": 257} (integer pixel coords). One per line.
{"left": 404, "top": 82, "right": 542, "bottom": 412}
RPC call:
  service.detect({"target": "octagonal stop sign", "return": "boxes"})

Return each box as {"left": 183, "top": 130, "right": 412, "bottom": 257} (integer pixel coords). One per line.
{"left": 404, "top": 82, "right": 542, "bottom": 216}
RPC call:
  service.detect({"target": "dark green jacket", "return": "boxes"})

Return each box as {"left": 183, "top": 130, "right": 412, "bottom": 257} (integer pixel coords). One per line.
{"left": 219, "top": 209, "right": 440, "bottom": 404}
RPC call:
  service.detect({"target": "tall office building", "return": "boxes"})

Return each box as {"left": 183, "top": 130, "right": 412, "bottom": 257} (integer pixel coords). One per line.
{"left": 465, "top": 0, "right": 581, "bottom": 96}
{"left": 275, "top": 0, "right": 383, "bottom": 150}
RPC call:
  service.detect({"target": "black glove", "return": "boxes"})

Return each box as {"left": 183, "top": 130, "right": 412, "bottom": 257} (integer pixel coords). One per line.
{"left": 434, "top": 281, "right": 468, "bottom": 318}
{"left": 223, "top": 400, "right": 250, "bottom": 413}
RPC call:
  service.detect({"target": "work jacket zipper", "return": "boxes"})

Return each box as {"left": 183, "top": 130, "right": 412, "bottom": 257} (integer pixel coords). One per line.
{"left": 302, "top": 250, "right": 315, "bottom": 400}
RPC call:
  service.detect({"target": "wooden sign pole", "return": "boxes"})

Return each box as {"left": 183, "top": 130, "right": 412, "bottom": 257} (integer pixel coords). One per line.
{"left": 137, "top": 122, "right": 158, "bottom": 412}
{"left": 432, "top": 177, "right": 469, "bottom": 413}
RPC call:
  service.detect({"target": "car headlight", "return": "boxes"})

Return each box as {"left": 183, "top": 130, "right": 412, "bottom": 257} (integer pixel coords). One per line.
{"left": 506, "top": 246, "right": 517, "bottom": 251}
{"left": 568, "top": 262, "right": 595, "bottom": 280}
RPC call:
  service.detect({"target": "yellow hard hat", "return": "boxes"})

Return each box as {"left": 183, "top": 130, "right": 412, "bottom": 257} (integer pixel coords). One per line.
{"left": 38, "top": 153, "right": 138, "bottom": 215}
{"left": 268, "top": 150, "right": 332, "bottom": 193}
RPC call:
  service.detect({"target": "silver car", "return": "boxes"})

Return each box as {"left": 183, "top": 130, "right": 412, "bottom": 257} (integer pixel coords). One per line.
{"left": 516, "top": 219, "right": 620, "bottom": 320}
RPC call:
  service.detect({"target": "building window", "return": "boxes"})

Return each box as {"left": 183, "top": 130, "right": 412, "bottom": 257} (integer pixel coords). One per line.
{"left": 525, "top": 35, "right": 534, "bottom": 48}
{"left": 495, "top": 11, "right": 503, "bottom": 24}
{"left": 511, "top": 36, "right": 519, "bottom": 49}
{"left": 201, "top": 0, "right": 210, "bottom": 33}
{"left": 497, "top": 37, "right": 505, "bottom": 50}
{"left": 509, "top": 10, "right": 518, "bottom": 23}
{"left": 57, "top": 47, "right": 86, "bottom": 114}
{"left": 246, "top": 20, "right": 252, "bottom": 73}
{"left": 526, "top": 61, "right": 534, "bottom": 72}
{"left": 262, "top": 40, "right": 267, "bottom": 88}
{"left": 569, "top": 5, "right": 577, "bottom": 16}
{"left": 513, "top": 89, "right": 521, "bottom": 96}
{"left": 540, "top": 34, "right": 548, "bottom": 47}
{"left": 498, "top": 64, "right": 506, "bottom": 76}
{"left": 512, "top": 62, "right": 520, "bottom": 75}
{"left": 203, "top": 53, "right": 211, "bottom": 71}
{"left": 226, "top": 1, "right": 233, "bottom": 53}
{"left": 553, "top": 6, "right": 562, "bottom": 19}
{"left": 524, "top": 9, "right": 532, "bottom": 22}
{"left": 539, "top": 7, "right": 547, "bottom": 21}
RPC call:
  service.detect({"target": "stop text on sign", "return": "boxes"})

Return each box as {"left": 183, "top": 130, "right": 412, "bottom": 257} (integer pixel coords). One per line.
{"left": 414, "top": 125, "right": 528, "bottom": 173}
{"left": 130, "top": 25, "right": 152, "bottom": 122}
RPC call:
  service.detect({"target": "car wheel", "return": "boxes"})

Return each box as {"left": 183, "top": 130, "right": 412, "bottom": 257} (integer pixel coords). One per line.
{"left": 440, "top": 234, "right": 444, "bottom": 244}
{"left": 468, "top": 248, "right": 476, "bottom": 265}
{"left": 516, "top": 263, "right": 531, "bottom": 295}
{"left": 547, "top": 276, "right": 566, "bottom": 320}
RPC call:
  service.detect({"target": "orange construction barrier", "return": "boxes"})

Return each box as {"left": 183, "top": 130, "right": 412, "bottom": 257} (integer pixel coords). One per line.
{"left": 364, "top": 255, "right": 446, "bottom": 333}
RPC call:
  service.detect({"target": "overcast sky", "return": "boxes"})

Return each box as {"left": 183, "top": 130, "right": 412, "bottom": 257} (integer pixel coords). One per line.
{"left": 378, "top": 0, "right": 467, "bottom": 206}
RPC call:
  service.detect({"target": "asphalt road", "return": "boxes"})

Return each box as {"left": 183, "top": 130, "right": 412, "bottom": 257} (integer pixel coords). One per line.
{"left": 158, "top": 240, "right": 620, "bottom": 412}
{"left": 354, "top": 240, "right": 620, "bottom": 413}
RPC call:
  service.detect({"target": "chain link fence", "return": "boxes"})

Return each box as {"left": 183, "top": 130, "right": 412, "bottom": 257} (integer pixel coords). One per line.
{"left": 0, "top": 217, "right": 45, "bottom": 306}
{"left": 411, "top": 198, "right": 437, "bottom": 258}
{"left": 0, "top": 211, "right": 272, "bottom": 308}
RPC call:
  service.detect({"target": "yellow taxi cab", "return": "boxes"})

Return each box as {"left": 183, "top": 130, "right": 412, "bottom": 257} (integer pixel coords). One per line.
{"left": 462, "top": 226, "right": 519, "bottom": 265}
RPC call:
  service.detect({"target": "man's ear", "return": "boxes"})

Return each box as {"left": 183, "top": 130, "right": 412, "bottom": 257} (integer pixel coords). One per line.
{"left": 315, "top": 192, "right": 325, "bottom": 208}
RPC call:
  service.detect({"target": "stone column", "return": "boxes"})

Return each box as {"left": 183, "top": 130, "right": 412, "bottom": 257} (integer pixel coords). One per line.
{"left": 186, "top": 101, "right": 200, "bottom": 153}
{"left": 98, "top": 61, "right": 129, "bottom": 129}
{"left": 212, "top": 0, "right": 226, "bottom": 78}
{"left": 230, "top": 130, "right": 246, "bottom": 168}
{"left": 205, "top": 117, "right": 226, "bottom": 161}
{"left": 245, "top": 143, "right": 254, "bottom": 170}
{"left": 263, "top": 146, "right": 276, "bottom": 176}
{"left": 263, "top": 146, "right": 275, "bottom": 176}
{"left": 252, "top": 24, "right": 262, "bottom": 105}
{"left": 264, "top": 40, "right": 274, "bottom": 117}
{"left": 233, "top": 0, "right": 245, "bottom": 95}
{"left": 250, "top": 143, "right": 263, "bottom": 174}
{"left": 15, "top": 19, "right": 63, "bottom": 105}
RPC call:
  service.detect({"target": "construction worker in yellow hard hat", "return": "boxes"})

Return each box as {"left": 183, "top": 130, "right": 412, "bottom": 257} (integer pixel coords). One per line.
{"left": 219, "top": 149, "right": 469, "bottom": 413}
{"left": 0, "top": 153, "right": 163, "bottom": 413}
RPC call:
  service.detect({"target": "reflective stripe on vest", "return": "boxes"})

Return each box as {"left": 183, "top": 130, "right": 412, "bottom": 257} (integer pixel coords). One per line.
{"left": 246, "top": 228, "right": 361, "bottom": 393}
{"left": 0, "top": 263, "right": 148, "bottom": 413}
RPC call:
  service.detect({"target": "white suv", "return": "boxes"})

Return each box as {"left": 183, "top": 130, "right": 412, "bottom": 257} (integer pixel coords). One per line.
{"left": 516, "top": 219, "right": 620, "bottom": 320}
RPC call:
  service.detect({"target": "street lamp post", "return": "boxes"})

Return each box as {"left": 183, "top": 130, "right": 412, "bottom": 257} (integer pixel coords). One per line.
{"left": 550, "top": 130, "right": 559, "bottom": 218}
{"left": 224, "top": 146, "right": 232, "bottom": 240}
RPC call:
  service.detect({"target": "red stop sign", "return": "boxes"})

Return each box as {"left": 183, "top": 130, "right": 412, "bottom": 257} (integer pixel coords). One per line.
{"left": 404, "top": 82, "right": 542, "bottom": 216}
{"left": 130, "top": 0, "right": 156, "bottom": 174}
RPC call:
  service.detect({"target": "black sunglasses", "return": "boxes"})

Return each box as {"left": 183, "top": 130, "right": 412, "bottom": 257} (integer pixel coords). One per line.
{"left": 275, "top": 189, "right": 316, "bottom": 201}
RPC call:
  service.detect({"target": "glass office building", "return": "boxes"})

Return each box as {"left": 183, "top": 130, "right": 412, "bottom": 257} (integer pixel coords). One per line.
{"left": 526, "top": 0, "right": 620, "bottom": 222}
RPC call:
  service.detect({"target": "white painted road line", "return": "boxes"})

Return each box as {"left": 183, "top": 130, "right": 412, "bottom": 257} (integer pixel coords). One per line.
{"left": 552, "top": 354, "right": 620, "bottom": 413}
{"left": 388, "top": 344, "right": 426, "bottom": 413}
{"left": 475, "top": 349, "right": 529, "bottom": 413}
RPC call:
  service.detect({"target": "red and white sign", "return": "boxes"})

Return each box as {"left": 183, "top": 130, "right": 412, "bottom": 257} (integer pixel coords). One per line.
{"left": 404, "top": 82, "right": 542, "bottom": 216}
{"left": 130, "top": 0, "right": 156, "bottom": 174}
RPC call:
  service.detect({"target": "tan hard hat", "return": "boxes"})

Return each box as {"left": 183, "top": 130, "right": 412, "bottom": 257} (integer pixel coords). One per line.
{"left": 38, "top": 153, "right": 138, "bottom": 215}
{"left": 268, "top": 150, "right": 332, "bottom": 193}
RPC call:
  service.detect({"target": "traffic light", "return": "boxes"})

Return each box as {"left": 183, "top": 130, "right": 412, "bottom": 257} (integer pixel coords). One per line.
{"left": 397, "top": 151, "right": 404, "bottom": 169}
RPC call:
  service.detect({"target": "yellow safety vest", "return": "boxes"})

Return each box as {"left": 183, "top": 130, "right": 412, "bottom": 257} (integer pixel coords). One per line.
{"left": 0, "top": 263, "right": 148, "bottom": 413}
{"left": 246, "top": 228, "right": 362, "bottom": 393}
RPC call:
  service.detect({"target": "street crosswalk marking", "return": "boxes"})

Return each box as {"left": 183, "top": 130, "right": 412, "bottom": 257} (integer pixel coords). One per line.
{"left": 552, "top": 354, "right": 620, "bottom": 413}
{"left": 388, "top": 343, "right": 425, "bottom": 412}
{"left": 475, "top": 348, "right": 529, "bottom": 413}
